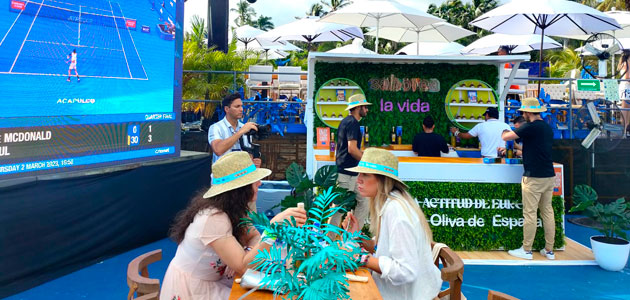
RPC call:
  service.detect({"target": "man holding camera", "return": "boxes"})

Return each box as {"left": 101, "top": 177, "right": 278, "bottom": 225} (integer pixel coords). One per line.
{"left": 208, "top": 93, "right": 261, "bottom": 167}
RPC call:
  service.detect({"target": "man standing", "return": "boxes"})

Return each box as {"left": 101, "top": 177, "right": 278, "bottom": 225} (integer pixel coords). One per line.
{"left": 208, "top": 93, "right": 261, "bottom": 167}
{"left": 450, "top": 107, "right": 511, "bottom": 158}
{"left": 502, "top": 98, "right": 556, "bottom": 260}
{"left": 67, "top": 49, "right": 80, "bottom": 82}
{"left": 412, "top": 116, "right": 449, "bottom": 157}
{"left": 329, "top": 94, "right": 371, "bottom": 234}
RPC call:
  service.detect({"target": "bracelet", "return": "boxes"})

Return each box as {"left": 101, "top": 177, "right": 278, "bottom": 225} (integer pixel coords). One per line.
{"left": 454, "top": 130, "right": 460, "bottom": 136}
{"left": 261, "top": 229, "right": 277, "bottom": 245}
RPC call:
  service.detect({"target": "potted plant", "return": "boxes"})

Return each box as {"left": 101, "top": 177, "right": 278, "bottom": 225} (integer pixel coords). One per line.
{"left": 570, "top": 185, "right": 630, "bottom": 271}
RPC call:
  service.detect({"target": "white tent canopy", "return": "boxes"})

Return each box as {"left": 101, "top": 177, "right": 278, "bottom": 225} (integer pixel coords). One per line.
{"left": 327, "top": 38, "right": 376, "bottom": 54}
{"left": 318, "top": 0, "right": 443, "bottom": 51}
{"left": 257, "top": 16, "right": 363, "bottom": 44}
{"left": 461, "top": 34, "right": 562, "bottom": 55}
{"left": 396, "top": 42, "right": 464, "bottom": 56}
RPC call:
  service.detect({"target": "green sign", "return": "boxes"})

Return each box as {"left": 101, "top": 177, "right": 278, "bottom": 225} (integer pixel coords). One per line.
{"left": 408, "top": 181, "right": 565, "bottom": 251}
{"left": 577, "top": 79, "right": 601, "bottom": 91}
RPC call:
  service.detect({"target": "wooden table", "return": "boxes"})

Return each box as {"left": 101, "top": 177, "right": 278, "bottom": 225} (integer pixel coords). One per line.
{"left": 228, "top": 268, "right": 382, "bottom": 300}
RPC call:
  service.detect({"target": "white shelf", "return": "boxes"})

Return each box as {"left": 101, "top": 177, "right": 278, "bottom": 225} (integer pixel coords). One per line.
{"left": 318, "top": 101, "right": 348, "bottom": 105}
{"left": 448, "top": 103, "right": 496, "bottom": 107}
{"left": 321, "top": 86, "right": 361, "bottom": 90}
{"left": 454, "top": 119, "right": 484, "bottom": 123}
{"left": 454, "top": 87, "right": 493, "bottom": 91}
{"left": 322, "top": 117, "right": 344, "bottom": 121}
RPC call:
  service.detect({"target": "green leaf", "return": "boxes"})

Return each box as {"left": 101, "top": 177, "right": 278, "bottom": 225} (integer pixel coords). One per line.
{"left": 314, "top": 165, "right": 338, "bottom": 187}
{"left": 286, "top": 162, "right": 307, "bottom": 188}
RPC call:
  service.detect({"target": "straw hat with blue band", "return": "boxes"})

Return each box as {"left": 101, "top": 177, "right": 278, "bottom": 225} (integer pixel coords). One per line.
{"left": 518, "top": 97, "right": 547, "bottom": 113}
{"left": 345, "top": 94, "right": 373, "bottom": 111}
{"left": 346, "top": 148, "right": 406, "bottom": 186}
{"left": 203, "top": 151, "right": 271, "bottom": 198}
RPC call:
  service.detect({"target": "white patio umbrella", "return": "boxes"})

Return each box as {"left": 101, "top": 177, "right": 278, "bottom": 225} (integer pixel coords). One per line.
{"left": 470, "top": 0, "right": 621, "bottom": 93}
{"left": 257, "top": 16, "right": 364, "bottom": 50}
{"left": 396, "top": 41, "right": 464, "bottom": 56}
{"left": 460, "top": 34, "right": 562, "bottom": 55}
{"left": 366, "top": 22, "right": 473, "bottom": 54}
{"left": 234, "top": 25, "right": 265, "bottom": 49}
{"left": 318, "top": 0, "right": 443, "bottom": 52}
{"left": 327, "top": 38, "right": 376, "bottom": 54}
{"left": 236, "top": 38, "right": 300, "bottom": 62}
{"left": 557, "top": 9, "right": 630, "bottom": 40}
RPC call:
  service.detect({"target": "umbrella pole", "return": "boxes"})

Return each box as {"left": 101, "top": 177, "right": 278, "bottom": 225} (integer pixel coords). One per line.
{"left": 375, "top": 18, "right": 380, "bottom": 53}
{"left": 538, "top": 28, "right": 544, "bottom": 98}
{"left": 417, "top": 31, "right": 420, "bottom": 55}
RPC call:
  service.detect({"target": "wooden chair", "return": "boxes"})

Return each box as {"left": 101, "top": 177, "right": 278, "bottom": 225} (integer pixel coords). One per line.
{"left": 127, "top": 249, "right": 162, "bottom": 300}
{"left": 488, "top": 290, "right": 520, "bottom": 300}
{"left": 432, "top": 242, "right": 465, "bottom": 300}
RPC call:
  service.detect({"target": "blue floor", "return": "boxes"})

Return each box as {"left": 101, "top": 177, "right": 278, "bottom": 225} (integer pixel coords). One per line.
{"left": 6, "top": 216, "right": 630, "bottom": 300}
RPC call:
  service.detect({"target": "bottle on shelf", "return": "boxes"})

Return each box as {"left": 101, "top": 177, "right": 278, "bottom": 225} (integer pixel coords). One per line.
{"left": 322, "top": 113, "right": 328, "bottom": 118}
{"left": 390, "top": 127, "right": 396, "bottom": 144}
{"left": 396, "top": 126, "right": 403, "bottom": 145}
{"left": 327, "top": 97, "right": 332, "bottom": 102}
{"left": 506, "top": 140, "right": 514, "bottom": 159}
{"left": 319, "top": 97, "right": 325, "bottom": 102}
{"left": 461, "top": 113, "right": 466, "bottom": 120}
{"left": 364, "top": 126, "right": 370, "bottom": 148}
{"left": 450, "top": 131, "right": 457, "bottom": 147}
{"left": 330, "top": 132, "right": 336, "bottom": 158}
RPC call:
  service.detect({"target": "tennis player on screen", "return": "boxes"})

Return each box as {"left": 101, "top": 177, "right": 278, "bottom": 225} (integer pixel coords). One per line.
{"left": 67, "top": 49, "right": 80, "bottom": 82}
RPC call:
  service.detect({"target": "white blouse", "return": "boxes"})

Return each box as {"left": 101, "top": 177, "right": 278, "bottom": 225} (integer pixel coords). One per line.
{"left": 372, "top": 193, "right": 442, "bottom": 300}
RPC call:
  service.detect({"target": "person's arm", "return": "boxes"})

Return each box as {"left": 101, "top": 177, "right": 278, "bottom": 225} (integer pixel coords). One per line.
{"left": 411, "top": 135, "right": 420, "bottom": 155}
{"left": 210, "top": 208, "right": 307, "bottom": 276}
{"left": 450, "top": 127, "right": 473, "bottom": 139}
{"left": 347, "top": 140, "right": 363, "bottom": 161}
{"left": 502, "top": 130, "right": 520, "bottom": 141}
{"left": 210, "top": 122, "right": 258, "bottom": 157}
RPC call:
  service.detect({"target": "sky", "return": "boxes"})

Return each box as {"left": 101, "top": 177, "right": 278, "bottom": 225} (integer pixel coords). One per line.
{"left": 182, "top": 0, "right": 472, "bottom": 35}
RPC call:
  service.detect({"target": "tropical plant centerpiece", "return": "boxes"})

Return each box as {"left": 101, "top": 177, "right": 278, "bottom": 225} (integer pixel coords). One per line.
{"left": 279, "top": 163, "right": 357, "bottom": 212}
{"left": 570, "top": 185, "right": 630, "bottom": 271}
{"left": 242, "top": 187, "right": 368, "bottom": 299}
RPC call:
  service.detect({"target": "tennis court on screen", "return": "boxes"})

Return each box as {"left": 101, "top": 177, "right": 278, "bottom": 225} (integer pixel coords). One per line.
{"left": 0, "top": 0, "right": 148, "bottom": 80}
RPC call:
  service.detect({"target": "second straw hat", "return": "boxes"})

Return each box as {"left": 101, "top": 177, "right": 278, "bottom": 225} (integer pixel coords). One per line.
{"left": 203, "top": 151, "right": 271, "bottom": 198}
{"left": 345, "top": 94, "right": 373, "bottom": 111}
{"left": 346, "top": 148, "right": 405, "bottom": 185}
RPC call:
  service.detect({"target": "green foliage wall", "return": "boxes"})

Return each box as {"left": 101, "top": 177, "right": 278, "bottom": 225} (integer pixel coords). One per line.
{"left": 408, "top": 181, "right": 565, "bottom": 251}
{"left": 313, "top": 62, "right": 498, "bottom": 146}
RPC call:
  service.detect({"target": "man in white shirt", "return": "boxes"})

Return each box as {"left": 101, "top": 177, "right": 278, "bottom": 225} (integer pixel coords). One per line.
{"left": 450, "top": 107, "right": 511, "bottom": 158}
{"left": 208, "top": 93, "right": 261, "bottom": 167}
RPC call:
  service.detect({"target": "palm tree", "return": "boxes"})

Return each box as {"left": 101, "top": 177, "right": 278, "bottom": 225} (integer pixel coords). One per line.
{"left": 428, "top": 0, "right": 498, "bottom": 45}
{"left": 546, "top": 48, "right": 583, "bottom": 79}
{"left": 321, "top": 0, "right": 351, "bottom": 12}
{"left": 253, "top": 15, "right": 275, "bottom": 31}
{"left": 573, "top": 0, "right": 626, "bottom": 11}
{"left": 231, "top": 0, "right": 257, "bottom": 27}
{"left": 307, "top": 3, "right": 326, "bottom": 17}
{"left": 185, "top": 15, "right": 207, "bottom": 46}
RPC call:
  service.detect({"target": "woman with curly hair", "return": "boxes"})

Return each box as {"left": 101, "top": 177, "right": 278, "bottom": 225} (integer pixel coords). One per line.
{"left": 160, "top": 151, "right": 307, "bottom": 300}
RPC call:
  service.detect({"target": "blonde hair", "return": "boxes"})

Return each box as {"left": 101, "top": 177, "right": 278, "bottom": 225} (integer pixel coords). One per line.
{"left": 368, "top": 175, "right": 433, "bottom": 244}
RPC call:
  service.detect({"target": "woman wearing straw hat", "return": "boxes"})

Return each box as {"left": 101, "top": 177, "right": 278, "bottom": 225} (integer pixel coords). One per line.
{"left": 160, "top": 152, "right": 307, "bottom": 300}
{"left": 341, "top": 148, "right": 442, "bottom": 300}
{"left": 502, "top": 97, "right": 556, "bottom": 260}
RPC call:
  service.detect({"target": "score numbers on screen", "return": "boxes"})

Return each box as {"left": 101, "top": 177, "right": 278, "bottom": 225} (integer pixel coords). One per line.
{"left": 127, "top": 125, "right": 140, "bottom": 146}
